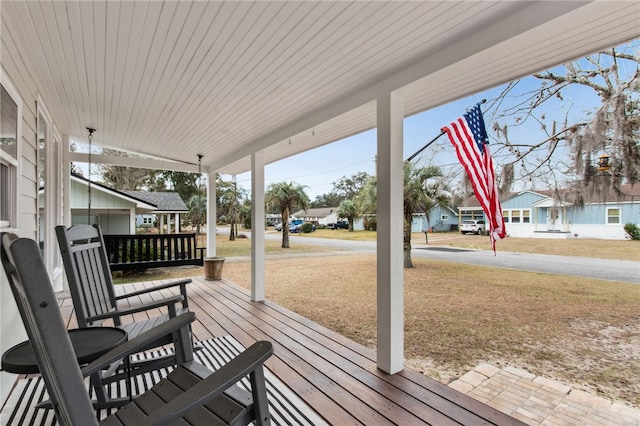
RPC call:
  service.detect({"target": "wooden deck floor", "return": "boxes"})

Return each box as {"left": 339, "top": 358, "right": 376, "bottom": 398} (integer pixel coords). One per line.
{"left": 59, "top": 276, "right": 524, "bottom": 425}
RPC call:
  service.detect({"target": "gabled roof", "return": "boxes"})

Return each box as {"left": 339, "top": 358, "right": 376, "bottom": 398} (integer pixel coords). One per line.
{"left": 70, "top": 175, "right": 157, "bottom": 210}
{"left": 428, "top": 204, "right": 458, "bottom": 216}
{"left": 123, "top": 191, "right": 188, "bottom": 213}
{"left": 292, "top": 207, "right": 338, "bottom": 218}
{"left": 463, "top": 183, "right": 640, "bottom": 210}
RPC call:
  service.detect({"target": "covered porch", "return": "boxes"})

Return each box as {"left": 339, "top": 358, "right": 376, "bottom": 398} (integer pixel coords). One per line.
{"left": 3, "top": 276, "right": 521, "bottom": 425}
{"left": 2, "top": 1, "right": 640, "bottom": 419}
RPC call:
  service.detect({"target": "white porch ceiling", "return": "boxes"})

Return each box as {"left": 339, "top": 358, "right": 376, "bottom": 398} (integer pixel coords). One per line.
{"left": 2, "top": 1, "right": 638, "bottom": 175}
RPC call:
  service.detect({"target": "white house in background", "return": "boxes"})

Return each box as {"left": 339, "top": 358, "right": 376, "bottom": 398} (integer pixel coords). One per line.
{"left": 39, "top": 175, "right": 156, "bottom": 235}
{"left": 123, "top": 191, "right": 188, "bottom": 234}
{"left": 292, "top": 207, "right": 339, "bottom": 226}
{"left": 69, "top": 176, "right": 157, "bottom": 233}
{"left": 2, "top": 0, "right": 638, "bottom": 401}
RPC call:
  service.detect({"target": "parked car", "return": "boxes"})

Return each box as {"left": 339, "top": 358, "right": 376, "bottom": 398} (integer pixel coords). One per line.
{"left": 460, "top": 220, "right": 485, "bottom": 235}
{"left": 275, "top": 219, "right": 303, "bottom": 231}
{"left": 328, "top": 220, "right": 349, "bottom": 230}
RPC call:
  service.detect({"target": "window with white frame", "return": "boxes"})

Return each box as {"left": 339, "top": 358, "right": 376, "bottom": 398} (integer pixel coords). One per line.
{"left": 502, "top": 209, "right": 531, "bottom": 224}
{"left": 37, "top": 98, "right": 63, "bottom": 279}
{"left": 606, "top": 207, "right": 620, "bottom": 224}
{"left": 1, "top": 77, "right": 22, "bottom": 229}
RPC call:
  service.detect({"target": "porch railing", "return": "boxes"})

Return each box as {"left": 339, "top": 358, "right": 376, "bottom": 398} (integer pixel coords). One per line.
{"left": 103, "top": 233, "right": 205, "bottom": 271}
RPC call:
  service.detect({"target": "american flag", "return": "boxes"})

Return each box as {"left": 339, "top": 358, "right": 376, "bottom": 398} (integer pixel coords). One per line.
{"left": 442, "top": 104, "right": 506, "bottom": 252}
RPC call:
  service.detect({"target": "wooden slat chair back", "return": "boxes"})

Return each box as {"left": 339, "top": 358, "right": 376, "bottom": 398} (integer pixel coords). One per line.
{"left": 56, "top": 224, "right": 119, "bottom": 327}
{"left": 2, "top": 234, "right": 274, "bottom": 426}
{"left": 56, "top": 224, "right": 190, "bottom": 334}
{"left": 56, "top": 224, "right": 198, "bottom": 396}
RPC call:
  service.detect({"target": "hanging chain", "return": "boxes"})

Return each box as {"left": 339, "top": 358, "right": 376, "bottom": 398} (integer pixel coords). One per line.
{"left": 87, "top": 128, "right": 96, "bottom": 224}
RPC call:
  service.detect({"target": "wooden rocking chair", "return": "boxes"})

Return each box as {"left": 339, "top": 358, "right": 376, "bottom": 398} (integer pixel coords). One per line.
{"left": 2, "top": 233, "right": 273, "bottom": 426}
{"left": 56, "top": 224, "right": 196, "bottom": 378}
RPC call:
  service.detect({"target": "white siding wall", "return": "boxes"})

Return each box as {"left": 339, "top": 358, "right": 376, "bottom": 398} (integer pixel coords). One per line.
{"left": 1, "top": 27, "right": 45, "bottom": 402}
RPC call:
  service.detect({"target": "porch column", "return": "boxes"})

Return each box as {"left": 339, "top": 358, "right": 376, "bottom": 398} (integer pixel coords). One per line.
{"left": 251, "top": 151, "right": 266, "bottom": 302}
{"left": 130, "top": 208, "right": 136, "bottom": 233}
{"left": 175, "top": 212, "right": 180, "bottom": 233}
{"left": 206, "top": 172, "right": 217, "bottom": 256}
{"left": 376, "top": 91, "right": 404, "bottom": 374}
{"left": 160, "top": 215, "right": 165, "bottom": 234}
{"left": 62, "top": 134, "right": 72, "bottom": 227}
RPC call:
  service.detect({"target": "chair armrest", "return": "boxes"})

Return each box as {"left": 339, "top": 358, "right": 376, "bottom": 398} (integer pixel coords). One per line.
{"left": 86, "top": 295, "right": 184, "bottom": 322}
{"left": 145, "top": 341, "right": 274, "bottom": 426}
{"left": 81, "top": 312, "right": 196, "bottom": 377}
{"left": 114, "top": 278, "right": 191, "bottom": 300}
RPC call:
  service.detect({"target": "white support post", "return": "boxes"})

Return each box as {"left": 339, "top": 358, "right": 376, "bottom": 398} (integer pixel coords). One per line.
{"left": 206, "top": 172, "right": 217, "bottom": 257}
{"left": 376, "top": 91, "right": 405, "bottom": 374}
{"left": 130, "top": 208, "right": 136, "bottom": 233}
{"left": 251, "top": 151, "right": 266, "bottom": 302}
{"left": 62, "top": 134, "right": 71, "bottom": 227}
{"left": 160, "top": 215, "right": 165, "bottom": 234}
{"left": 175, "top": 212, "right": 180, "bottom": 233}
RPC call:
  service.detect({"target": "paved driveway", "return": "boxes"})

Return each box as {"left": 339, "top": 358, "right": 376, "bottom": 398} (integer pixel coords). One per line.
{"left": 260, "top": 231, "right": 640, "bottom": 284}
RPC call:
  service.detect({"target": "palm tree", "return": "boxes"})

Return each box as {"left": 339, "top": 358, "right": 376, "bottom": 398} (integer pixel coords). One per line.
{"left": 265, "top": 182, "right": 310, "bottom": 248}
{"left": 186, "top": 194, "right": 207, "bottom": 234}
{"left": 336, "top": 199, "right": 363, "bottom": 231}
{"left": 403, "top": 162, "right": 448, "bottom": 267}
{"left": 359, "top": 163, "right": 448, "bottom": 267}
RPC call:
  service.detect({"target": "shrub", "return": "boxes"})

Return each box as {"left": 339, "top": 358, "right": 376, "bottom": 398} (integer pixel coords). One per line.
{"left": 301, "top": 222, "right": 314, "bottom": 233}
{"left": 623, "top": 223, "right": 640, "bottom": 240}
{"left": 364, "top": 216, "right": 377, "bottom": 231}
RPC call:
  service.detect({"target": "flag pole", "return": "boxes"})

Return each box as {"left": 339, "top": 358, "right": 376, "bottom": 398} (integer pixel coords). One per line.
{"left": 405, "top": 130, "right": 445, "bottom": 162}
{"left": 405, "top": 99, "right": 487, "bottom": 162}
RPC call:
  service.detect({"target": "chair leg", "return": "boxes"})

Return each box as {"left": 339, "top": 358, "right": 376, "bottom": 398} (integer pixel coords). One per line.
{"left": 173, "top": 323, "right": 194, "bottom": 364}
{"left": 251, "top": 366, "right": 271, "bottom": 426}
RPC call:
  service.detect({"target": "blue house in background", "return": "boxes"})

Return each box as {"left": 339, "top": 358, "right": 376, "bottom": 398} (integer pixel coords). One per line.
{"left": 411, "top": 205, "right": 460, "bottom": 233}
{"left": 458, "top": 184, "right": 640, "bottom": 240}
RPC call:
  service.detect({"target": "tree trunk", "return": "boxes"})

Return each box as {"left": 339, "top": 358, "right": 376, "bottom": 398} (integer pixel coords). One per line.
{"left": 282, "top": 208, "right": 290, "bottom": 248}
{"left": 229, "top": 219, "right": 236, "bottom": 241}
{"left": 404, "top": 216, "right": 413, "bottom": 268}
{"left": 348, "top": 218, "right": 354, "bottom": 232}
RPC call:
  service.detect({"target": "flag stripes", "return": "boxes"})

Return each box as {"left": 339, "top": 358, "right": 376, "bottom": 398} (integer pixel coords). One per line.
{"left": 442, "top": 105, "right": 506, "bottom": 251}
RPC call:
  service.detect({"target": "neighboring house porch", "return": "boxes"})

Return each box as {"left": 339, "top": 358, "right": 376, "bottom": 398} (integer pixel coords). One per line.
{"left": 124, "top": 191, "right": 189, "bottom": 234}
